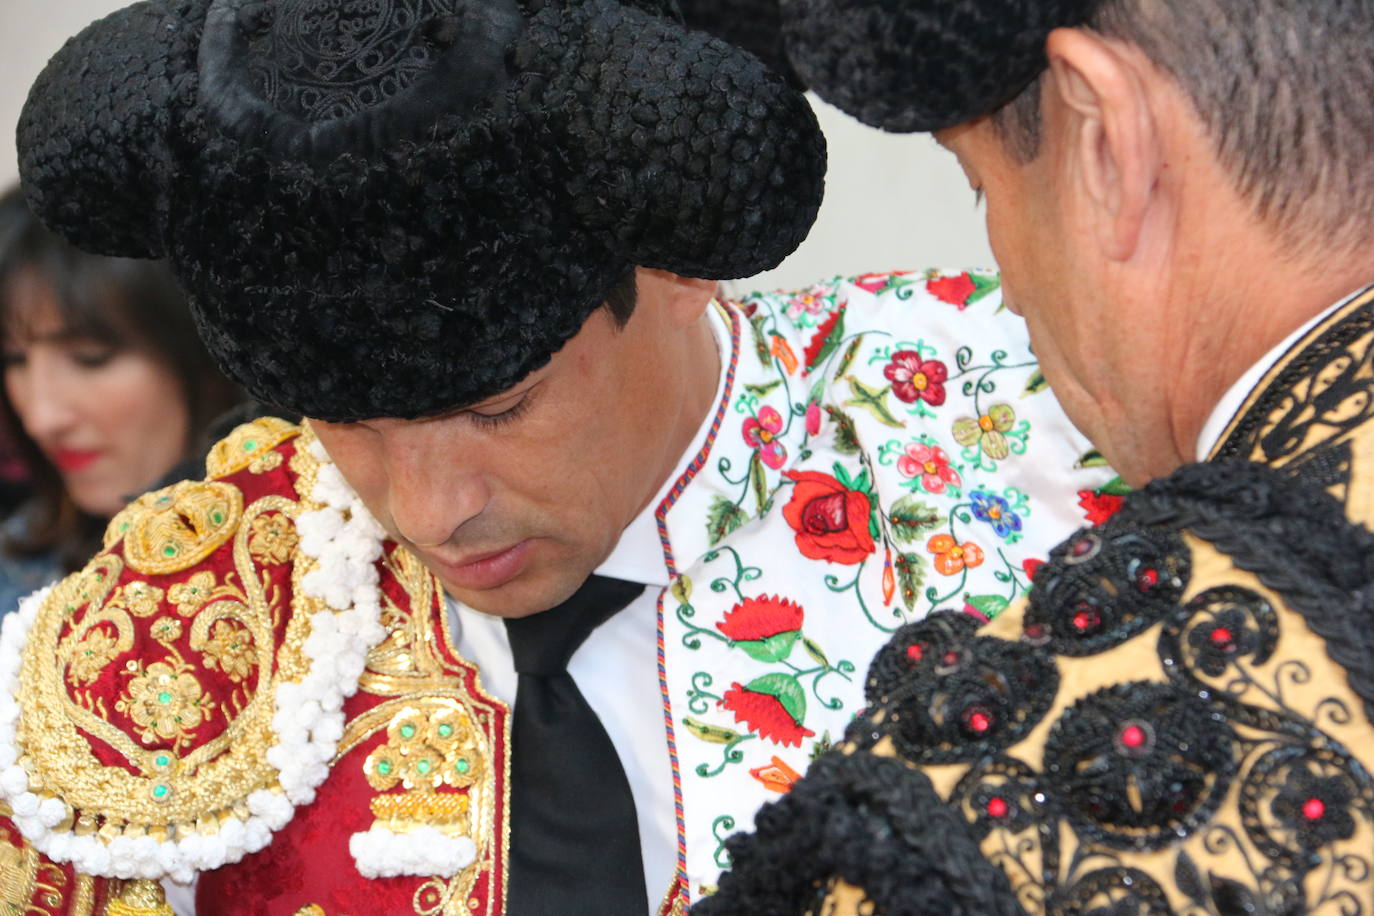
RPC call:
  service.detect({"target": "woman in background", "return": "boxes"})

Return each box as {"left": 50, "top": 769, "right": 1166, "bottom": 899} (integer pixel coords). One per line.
{"left": 0, "top": 186, "right": 241, "bottom": 612}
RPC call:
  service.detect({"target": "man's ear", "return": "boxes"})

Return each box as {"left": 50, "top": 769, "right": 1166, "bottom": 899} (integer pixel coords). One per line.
{"left": 635, "top": 268, "right": 720, "bottom": 327}
{"left": 1044, "top": 28, "right": 1165, "bottom": 261}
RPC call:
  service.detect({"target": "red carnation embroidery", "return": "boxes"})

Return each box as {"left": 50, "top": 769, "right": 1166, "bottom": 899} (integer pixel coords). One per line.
{"left": 720, "top": 681, "right": 816, "bottom": 747}
{"left": 717, "top": 595, "right": 804, "bottom": 642}
{"left": 1078, "top": 490, "right": 1125, "bottom": 526}
{"left": 926, "top": 272, "right": 978, "bottom": 306}
{"left": 803, "top": 306, "right": 844, "bottom": 370}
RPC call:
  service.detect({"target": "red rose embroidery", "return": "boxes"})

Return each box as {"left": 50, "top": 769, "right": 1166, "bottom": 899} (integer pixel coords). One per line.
{"left": 884, "top": 352, "right": 948, "bottom": 406}
{"left": 782, "top": 470, "right": 876, "bottom": 565}
{"left": 927, "top": 272, "right": 978, "bottom": 306}
{"left": 721, "top": 679, "right": 816, "bottom": 747}
{"left": 1078, "top": 490, "right": 1125, "bottom": 526}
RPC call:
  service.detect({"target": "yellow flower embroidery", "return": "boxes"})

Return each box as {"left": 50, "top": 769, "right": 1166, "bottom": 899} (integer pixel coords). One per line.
{"left": 68, "top": 627, "right": 121, "bottom": 686}
{"left": 111, "top": 581, "right": 166, "bottom": 618}
{"left": 952, "top": 403, "right": 1018, "bottom": 460}
{"left": 117, "top": 660, "right": 211, "bottom": 748}
{"left": 202, "top": 620, "right": 256, "bottom": 682}
{"left": 168, "top": 571, "right": 217, "bottom": 617}
{"left": 150, "top": 616, "right": 184, "bottom": 645}
{"left": 248, "top": 512, "right": 299, "bottom": 566}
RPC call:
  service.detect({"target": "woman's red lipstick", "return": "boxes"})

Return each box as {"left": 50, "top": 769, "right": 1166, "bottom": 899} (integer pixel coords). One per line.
{"left": 50, "top": 448, "right": 101, "bottom": 473}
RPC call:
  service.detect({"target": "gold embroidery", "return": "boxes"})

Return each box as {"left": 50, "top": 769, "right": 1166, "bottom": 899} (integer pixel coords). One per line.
{"left": 66, "top": 625, "right": 123, "bottom": 685}
{"left": 200, "top": 618, "right": 256, "bottom": 681}
{"left": 167, "top": 571, "right": 217, "bottom": 617}
{"left": 106, "top": 879, "right": 173, "bottom": 916}
{"left": 19, "top": 481, "right": 307, "bottom": 831}
{"left": 115, "top": 655, "right": 213, "bottom": 750}
{"left": 149, "top": 617, "right": 184, "bottom": 645}
{"left": 205, "top": 417, "right": 300, "bottom": 478}
{"left": 111, "top": 481, "right": 244, "bottom": 575}
{"left": 364, "top": 704, "right": 482, "bottom": 795}
{"left": 248, "top": 512, "right": 299, "bottom": 565}
{"left": 108, "top": 581, "right": 166, "bottom": 618}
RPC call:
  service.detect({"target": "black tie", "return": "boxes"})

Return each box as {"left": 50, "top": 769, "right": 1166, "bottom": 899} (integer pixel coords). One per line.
{"left": 503, "top": 575, "right": 649, "bottom": 916}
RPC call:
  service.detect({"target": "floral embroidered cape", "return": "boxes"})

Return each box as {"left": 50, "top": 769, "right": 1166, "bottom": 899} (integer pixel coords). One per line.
{"left": 653, "top": 269, "right": 1116, "bottom": 905}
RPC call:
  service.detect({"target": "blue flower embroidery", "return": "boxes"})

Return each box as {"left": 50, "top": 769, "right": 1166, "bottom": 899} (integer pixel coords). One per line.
{"left": 970, "top": 490, "right": 1023, "bottom": 539}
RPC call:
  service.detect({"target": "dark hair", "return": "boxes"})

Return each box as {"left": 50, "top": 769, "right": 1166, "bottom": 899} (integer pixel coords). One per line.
{"left": 0, "top": 186, "right": 241, "bottom": 571}
{"left": 992, "top": 0, "right": 1374, "bottom": 251}
{"left": 603, "top": 268, "right": 639, "bottom": 328}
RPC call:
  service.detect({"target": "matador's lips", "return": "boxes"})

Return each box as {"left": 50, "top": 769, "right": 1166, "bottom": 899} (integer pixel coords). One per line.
{"left": 427, "top": 541, "right": 533, "bottom": 592}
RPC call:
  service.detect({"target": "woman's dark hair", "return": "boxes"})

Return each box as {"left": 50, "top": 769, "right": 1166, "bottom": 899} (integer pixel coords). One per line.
{"left": 0, "top": 186, "right": 241, "bottom": 571}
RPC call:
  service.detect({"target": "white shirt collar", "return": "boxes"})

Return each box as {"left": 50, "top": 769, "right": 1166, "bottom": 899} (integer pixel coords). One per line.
{"left": 591, "top": 304, "right": 730, "bottom": 588}
{"left": 1195, "top": 288, "right": 1368, "bottom": 461}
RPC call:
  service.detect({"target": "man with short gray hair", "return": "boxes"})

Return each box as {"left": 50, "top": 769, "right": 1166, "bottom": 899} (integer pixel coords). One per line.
{"left": 701, "top": 1, "right": 1374, "bottom": 912}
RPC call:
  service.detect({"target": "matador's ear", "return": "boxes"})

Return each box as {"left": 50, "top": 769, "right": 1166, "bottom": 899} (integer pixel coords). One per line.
{"left": 17, "top": 0, "right": 197, "bottom": 258}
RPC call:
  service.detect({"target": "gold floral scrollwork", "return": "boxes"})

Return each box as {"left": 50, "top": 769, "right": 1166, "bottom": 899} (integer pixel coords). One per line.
{"left": 205, "top": 417, "right": 300, "bottom": 478}
{"left": 201, "top": 618, "right": 256, "bottom": 682}
{"left": 115, "top": 656, "right": 212, "bottom": 752}
{"left": 107, "top": 581, "right": 165, "bottom": 618}
{"left": 108, "top": 481, "right": 244, "bottom": 575}
{"left": 248, "top": 512, "right": 299, "bottom": 566}
{"left": 167, "top": 571, "right": 216, "bottom": 617}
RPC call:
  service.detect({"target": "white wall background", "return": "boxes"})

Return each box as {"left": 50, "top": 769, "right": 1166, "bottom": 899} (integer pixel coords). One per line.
{"left": 0, "top": 0, "right": 994, "bottom": 292}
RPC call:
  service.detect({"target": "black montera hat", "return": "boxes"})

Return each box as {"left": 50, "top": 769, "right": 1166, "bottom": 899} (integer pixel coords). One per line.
{"left": 782, "top": 0, "right": 1101, "bottom": 133}
{"left": 18, "top": 0, "right": 826, "bottom": 421}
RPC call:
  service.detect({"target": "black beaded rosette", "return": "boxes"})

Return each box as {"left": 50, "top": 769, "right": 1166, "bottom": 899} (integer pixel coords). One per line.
{"left": 18, "top": 0, "right": 826, "bottom": 420}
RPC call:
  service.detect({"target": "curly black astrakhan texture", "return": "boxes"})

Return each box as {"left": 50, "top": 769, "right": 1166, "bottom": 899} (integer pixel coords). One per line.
{"left": 781, "top": 0, "right": 1101, "bottom": 132}
{"left": 695, "top": 751, "right": 1026, "bottom": 916}
{"left": 19, "top": 0, "right": 825, "bottom": 420}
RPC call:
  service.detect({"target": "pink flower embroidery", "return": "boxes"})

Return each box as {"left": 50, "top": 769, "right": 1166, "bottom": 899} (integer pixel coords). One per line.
{"left": 896, "top": 443, "right": 962, "bottom": 495}
{"left": 785, "top": 286, "right": 834, "bottom": 322}
{"left": 743, "top": 406, "right": 788, "bottom": 469}
{"left": 805, "top": 402, "right": 822, "bottom": 436}
{"left": 884, "top": 352, "right": 948, "bottom": 406}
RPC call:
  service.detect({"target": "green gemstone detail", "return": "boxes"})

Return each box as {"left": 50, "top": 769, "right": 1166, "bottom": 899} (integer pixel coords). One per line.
{"left": 163, "top": 544, "right": 177, "bottom": 557}
{"left": 120, "top": 522, "right": 130, "bottom": 533}
{"left": 157, "top": 691, "right": 173, "bottom": 704}
{"left": 377, "top": 760, "right": 392, "bottom": 776}
{"left": 456, "top": 759, "right": 470, "bottom": 774}
{"left": 153, "top": 784, "right": 169, "bottom": 799}
{"left": 243, "top": 441, "right": 257, "bottom": 451}
{"left": 155, "top": 754, "right": 170, "bottom": 767}
{"left": 416, "top": 759, "right": 432, "bottom": 775}
{"left": 437, "top": 724, "right": 453, "bottom": 738}
{"left": 400, "top": 724, "right": 416, "bottom": 739}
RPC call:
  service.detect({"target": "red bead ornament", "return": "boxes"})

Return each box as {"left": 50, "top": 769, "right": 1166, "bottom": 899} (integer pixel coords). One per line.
{"left": 905, "top": 644, "right": 924, "bottom": 664}
{"left": 965, "top": 708, "right": 993, "bottom": 734}
{"left": 942, "top": 650, "right": 961, "bottom": 668}
{"left": 986, "top": 797, "right": 1009, "bottom": 819}
{"left": 1303, "top": 798, "right": 1326, "bottom": 820}
{"left": 1210, "top": 627, "right": 1234, "bottom": 646}
{"left": 1120, "top": 725, "right": 1147, "bottom": 749}
{"left": 1072, "top": 606, "right": 1101, "bottom": 632}
{"left": 1136, "top": 568, "right": 1159, "bottom": 592}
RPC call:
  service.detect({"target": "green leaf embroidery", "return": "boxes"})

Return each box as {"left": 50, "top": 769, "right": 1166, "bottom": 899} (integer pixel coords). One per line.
{"left": 748, "top": 452, "right": 769, "bottom": 515}
{"left": 966, "top": 594, "right": 1011, "bottom": 620}
{"left": 833, "top": 334, "right": 865, "bottom": 380}
{"left": 1022, "top": 369, "right": 1048, "bottom": 397}
{"left": 802, "top": 636, "right": 829, "bottom": 668}
{"left": 825, "top": 406, "right": 862, "bottom": 455}
{"left": 809, "top": 311, "right": 847, "bottom": 370}
{"left": 683, "top": 717, "right": 743, "bottom": 745}
{"left": 888, "top": 497, "right": 943, "bottom": 543}
{"left": 745, "top": 379, "right": 782, "bottom": 398}
{"left": 965, "top": 272, "right": 1002, "bottom": 305}
{"left": 670, "top": 575, "right": 693, "bottom": 606}
{"left": 735, "top": 630, "right": 802, "bottom": 663}
{"left": 1076, "top": 449, "right": 1111, "bottom": 469}
{"left": 1098, "top": 475, "right": 1133, "bottom": 497}
{"left": 843, "top": 377, "right": 904, "bottom": 428}
{"left": 808, "top": 730, "right": 834, "bottom": 762}
{"left": 706, "top": 496, "right": 749, "bottom": 546}
{"left": 745, "top": 672, "right": 808, "bottom": 725}
{"left": 748, "top": 313, "right": 773, "bottom": 368}
{"left": 894, "top": 552, "right": 927, "bottom": 612}
{"left": 832, "top": 461, "right": 854, "bottom": 489}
